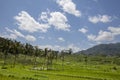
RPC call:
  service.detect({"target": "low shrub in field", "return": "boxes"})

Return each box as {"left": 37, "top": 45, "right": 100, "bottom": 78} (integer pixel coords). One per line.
{"left": 8, "top": 75, "right": 15, "bottom": 78}
{"left": 1, "top": 66, "right": 7, "bottom": 69}
{"left": 22, "top": 76, "right": 38, "bottom": 80}
{"left": 112, "top": 66, "right": 117, "bottom": 70}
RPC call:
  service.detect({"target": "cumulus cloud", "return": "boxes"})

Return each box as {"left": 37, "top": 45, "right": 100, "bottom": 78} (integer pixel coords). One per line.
{"left": 17, "top": 11, "right": 71, "bottom": 32}
{"left": 25, "top": 35, "right": 36, "bottom": 42}
{"left": 56, "top": 0, "right": 81, "bottom": 17}
{"left": 38, "top": 45, "right": 61, "bottom": 51}
{"left": 5, "top": 27, "right": 25, "bottom": 39}
{"left": 38, "top": 44, "right": 81, "bottom": 52}
{"left": 87, "top": 30, "right": 114, "bottom": 42}
{"left": 14, "top": 11, "right": 50, "bottom": 33}
{"left": 78, "top": 28, "right": 88, "bottom": 34}
{"left": 39, "top": 11, "right": 71, "bottom": 31}
{"left": 67, "top": 44, "right": 81, "bottom": 52}
{"left": 5, "top": 27, "right": 24, "bottom": 38}
{"left": 0, "top": 33, "right": 17, "bottom": 39}
{"left": 87, "top": 26, "right": 120, "bottom": 42}
{"left": 39, "top": 11, "right": 49, "bottom": 22}
{"left": 1, "top": 27, "right": 36, "bottom": 42}
{"left": 48, "top": 12, "right": 70, "bottom": 31}
{"left": 108, "top": 27, "right": 120, "bottom": 35}
{"left": 58, "top": 37, "right": 65, "bottom": 42}
{"left": 87, "top": 34, "right": 96, "bottom": 41}
{"left": 88, "top": 15, "right": 112, "bottom": 24}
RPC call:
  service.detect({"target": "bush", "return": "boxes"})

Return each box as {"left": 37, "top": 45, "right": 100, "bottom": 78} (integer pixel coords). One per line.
{"left": 112, "top": 66, "right": 117, "bottom": 70}
{"left": 8, "top": 75, "right": 14, "bottom": 78}
{"left": 1, "top": 66, "right": 7, "bottom": 69}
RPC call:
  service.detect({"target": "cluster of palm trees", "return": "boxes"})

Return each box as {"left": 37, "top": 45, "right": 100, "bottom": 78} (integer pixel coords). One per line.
{"left": 0, "top": 37, "right": 42, "bottom": 67}
{"left": 0, "top": 37, "right": 72, "bottom": 70}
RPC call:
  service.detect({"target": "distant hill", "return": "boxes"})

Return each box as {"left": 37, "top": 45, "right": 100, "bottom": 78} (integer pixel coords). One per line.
{"left": 77, "top": 43, "right": 120, "bottom": 56}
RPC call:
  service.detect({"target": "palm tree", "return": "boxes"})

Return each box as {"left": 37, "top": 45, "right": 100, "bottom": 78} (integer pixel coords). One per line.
{"left": 84, "top": 56, "right": 88, "bottom": 65}
{"left": 60, "top": 50, "right": 65, "bottom": 70}
{"left": 23, "top": 43, "right": 29, "bottom": 65}
{"left": 33, "top": 46, "right": 39, "bottom": 68}
{"left": 44, "top": 48, "right": 48, "bottom": 69}
{"left": 68, "top": 48, "right": 72, "bottom": 55}
{"left": 2, "top": 40, "right": 9, "bottom": 67}
{"left": 1, "top": 38, "right": 13, "bottom": 68}
{"left": 12, "top": 41, "right": 21, "bottom": 68}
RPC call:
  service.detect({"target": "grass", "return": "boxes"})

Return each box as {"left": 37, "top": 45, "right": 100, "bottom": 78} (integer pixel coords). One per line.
{"left": 0, "top": 54, "right": 120, "bottom": 80}
{"left": 0, "top": 60, "right": 120, "bottom": 80}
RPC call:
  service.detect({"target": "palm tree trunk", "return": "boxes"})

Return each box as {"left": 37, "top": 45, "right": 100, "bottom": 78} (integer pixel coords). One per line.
{"left": 3, "top": 53, "right": 7, "bottom": 67}
{"left": 24, "top": 54, "right": 27, "bottom": 64}
{"left": 13, "top": 54, "right": 17, "bottom": 68}
{"left": 33, "top": 56, "right": 37, "bottom": 68}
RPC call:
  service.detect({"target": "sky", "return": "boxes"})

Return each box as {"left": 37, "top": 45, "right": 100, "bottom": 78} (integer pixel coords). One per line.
{"left": 0, "top": 0, "right": 120, "bottom": 52}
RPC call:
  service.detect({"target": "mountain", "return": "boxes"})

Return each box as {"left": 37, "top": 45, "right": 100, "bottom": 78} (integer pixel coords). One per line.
{"left": 78, "top": 43, "right": 120, "bottom": 56}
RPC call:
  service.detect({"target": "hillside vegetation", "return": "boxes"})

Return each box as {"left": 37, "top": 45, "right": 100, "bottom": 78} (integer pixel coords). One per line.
{"left": 78, "top": 43, "right": 120, "bottom": 56}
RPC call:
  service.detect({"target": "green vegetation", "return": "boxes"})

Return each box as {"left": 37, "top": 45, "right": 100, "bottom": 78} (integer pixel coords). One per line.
{"left": 0, "top": 37, "right": 120, "bottom": 80}
{"left": 78, "top": 43, "right": 120, "bottom": 56}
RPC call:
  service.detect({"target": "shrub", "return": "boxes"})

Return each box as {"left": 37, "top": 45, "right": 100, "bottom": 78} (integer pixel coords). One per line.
{"left": 112, "top": 66, "right": 117, "bottom": 70}
{"left": 1, "top": 66, "right": 7, "bottom": 69}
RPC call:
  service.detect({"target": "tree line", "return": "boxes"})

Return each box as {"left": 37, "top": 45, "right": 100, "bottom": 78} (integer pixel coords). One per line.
{"left": 0, "top": 37, "right": 72, "bottom": 70}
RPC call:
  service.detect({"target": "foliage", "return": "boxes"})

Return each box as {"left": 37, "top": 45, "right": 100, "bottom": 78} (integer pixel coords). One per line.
{"left": 78, "top": 43, "right": 120, "bottom": 56}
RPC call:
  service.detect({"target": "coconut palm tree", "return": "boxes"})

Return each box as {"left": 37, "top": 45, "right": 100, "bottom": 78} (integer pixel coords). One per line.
{"left": 60, "top": 50, "right": 66, "bottom": 70}
{"left": 33, "top": 46, "right": 40, "bottom": 68}
{"left": 12, "top": 41, "right": 21, "bottom": 68}
{"left": 68, "top": 48, "right": 72, "bottom": 55}
{"left": 2, "top": 40, "right": 10, "bottom": 67}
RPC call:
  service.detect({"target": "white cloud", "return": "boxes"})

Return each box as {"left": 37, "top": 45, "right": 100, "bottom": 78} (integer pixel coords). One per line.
{"left": 38, "top": 45, "right": 60, "bottom": 51}
{"left": 48, "top": 12, "right": 70, "bottom": 31}
{"left": 87, "top": 34, "right": 96, "bottom": 41}
{"left": 78, "top": 28, "right": 88, "bottom": 34}
{"left": 87, "top": 26, "right": 120, "bottom": 42}
{"left": 39, "top": 12, "right": 49, "bottom": 22}
{"left": 39, "top": 11, "right": 71, "bottom": 31}
{"left": 108, "top": 26, "right": 120, "bottom": 35}
{"left": 67, "top": 44, "right": 81, "bottom": 52}
{"left": 5, "top": 27, "right": 25, "bottom": 38}
{"left": 13, "top": 30, "right": 25, "bottom": 38}
{"left": 88, "top": 26, "right": 120, "bottom": 42}
{"left": 3, "top": 27, "right": 36, "bottom": 42}
{"left": 0, "top": 33, "right": 17, "bottom": 39}
{"left": 87, "top": 30, "right": 114, "bottom": 42}
{"left": 56, "top": 0, "right": 81, "bottom": 17}
{"left": 96, "top": 30, "right": 114, "bottom": 41}
{"left": 58, "top": 37, "right": 65, "bottom": 42}
{"left": 14, "top": 11, "right": 50, "bottom": 33}
{"left": 38, "top": 44, "right": 81, "bottom": 52}
{"left": 88, "top": 15, "right": 112, "bottom": 24}
{"left": 25, "top": 35, "right": 36, "bottom": 42}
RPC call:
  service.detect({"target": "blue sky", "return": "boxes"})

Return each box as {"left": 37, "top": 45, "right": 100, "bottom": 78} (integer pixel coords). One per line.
{"left": 0, "top": 0, "right": 120, "bottom": 52}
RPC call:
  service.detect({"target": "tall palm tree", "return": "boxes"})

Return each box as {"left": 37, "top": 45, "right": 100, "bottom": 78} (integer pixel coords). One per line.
{"left": 23, "top": 43, "right": 29, "bottom": 65}
{"left": 68, "top": 48, "right": 72, "bottom": 55}
{"left": 12, "top": 41, "right": 21, "bottom": 68}
{"left": 2, "top": 40, "right": 9, "bottom": 67}
{"left": 61, "top": 50, "right": 65, "bottom": 70}
{"left": 33, "top": 46, "right": 39, "bottom": 68}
